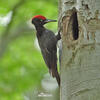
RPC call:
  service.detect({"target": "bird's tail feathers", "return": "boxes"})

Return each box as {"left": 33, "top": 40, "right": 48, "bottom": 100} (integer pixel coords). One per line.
{"left": 49, "top": 68, "right": 60, "bottom": 86}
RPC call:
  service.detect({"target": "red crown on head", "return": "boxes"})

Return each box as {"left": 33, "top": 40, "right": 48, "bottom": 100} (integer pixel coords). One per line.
{"left": 32, "top": 15, "right": 46, "bottom": 20}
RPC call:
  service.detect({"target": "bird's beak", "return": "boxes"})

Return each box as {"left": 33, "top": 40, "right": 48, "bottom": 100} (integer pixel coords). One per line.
{"left": 44, "top": 19, "right": 57, "bottom": 24}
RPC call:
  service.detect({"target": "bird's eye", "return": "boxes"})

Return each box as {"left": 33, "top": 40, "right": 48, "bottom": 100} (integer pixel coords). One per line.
{"left": 40, "top": 19, "right": 43, "bottom": 22}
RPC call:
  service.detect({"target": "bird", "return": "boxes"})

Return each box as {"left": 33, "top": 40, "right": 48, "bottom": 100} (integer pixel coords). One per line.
{"left": 32, "top": 15, "right": 61, "bottom": 86}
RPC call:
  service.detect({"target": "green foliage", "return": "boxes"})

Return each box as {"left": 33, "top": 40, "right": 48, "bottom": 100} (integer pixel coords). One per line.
{"left": 0, "top": 0, "right": 58, "bottom": 99}
{"left": 0, "top": 35, "right": 47, "bottom": 100}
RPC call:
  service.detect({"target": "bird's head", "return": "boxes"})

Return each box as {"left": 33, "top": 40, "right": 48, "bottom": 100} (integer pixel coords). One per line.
{"left": 32, "top": 15, "right": 57, "bottom": 27}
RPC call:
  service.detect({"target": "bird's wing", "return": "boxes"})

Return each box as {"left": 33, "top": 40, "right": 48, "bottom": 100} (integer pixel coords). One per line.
{"left": 41, "top": 46, "right": 60, "bottom": 85}
{"left": 41, "top": 46, "right": 57, "bottom": 76}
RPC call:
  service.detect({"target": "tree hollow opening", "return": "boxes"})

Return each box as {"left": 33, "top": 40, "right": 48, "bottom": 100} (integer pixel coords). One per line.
{"left": 72, "top": 11, "right": 79, "bottom": 40}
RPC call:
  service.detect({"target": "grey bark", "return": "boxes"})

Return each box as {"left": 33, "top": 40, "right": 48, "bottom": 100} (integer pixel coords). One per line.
{"left": 59, "top": 0, "right": 100, "bottom": 100}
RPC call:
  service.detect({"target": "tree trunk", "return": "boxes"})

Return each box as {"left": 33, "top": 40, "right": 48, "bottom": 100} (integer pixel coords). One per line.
{"left": 59, "top": 0, "right": 100, "bottom": 100}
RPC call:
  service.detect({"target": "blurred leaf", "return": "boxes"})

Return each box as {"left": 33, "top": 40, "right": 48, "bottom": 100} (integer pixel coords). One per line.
{"left": 0, "top": 0, "right": 58, "bottom": 99}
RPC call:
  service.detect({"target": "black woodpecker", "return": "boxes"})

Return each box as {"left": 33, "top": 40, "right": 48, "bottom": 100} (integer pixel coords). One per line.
{"left": 32, "top": 15, "right": 61, "bottom": 86}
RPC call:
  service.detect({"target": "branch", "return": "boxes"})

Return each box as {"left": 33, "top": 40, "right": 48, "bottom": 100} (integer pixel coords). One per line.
{"left": 2, "top": 0, "right": 25, "bottom": 37}
{"left": 0, "top": 0, "right": 27, "bottom": 58}
{"left": 0, "top": 25, "right": 33, "bottom": 59}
